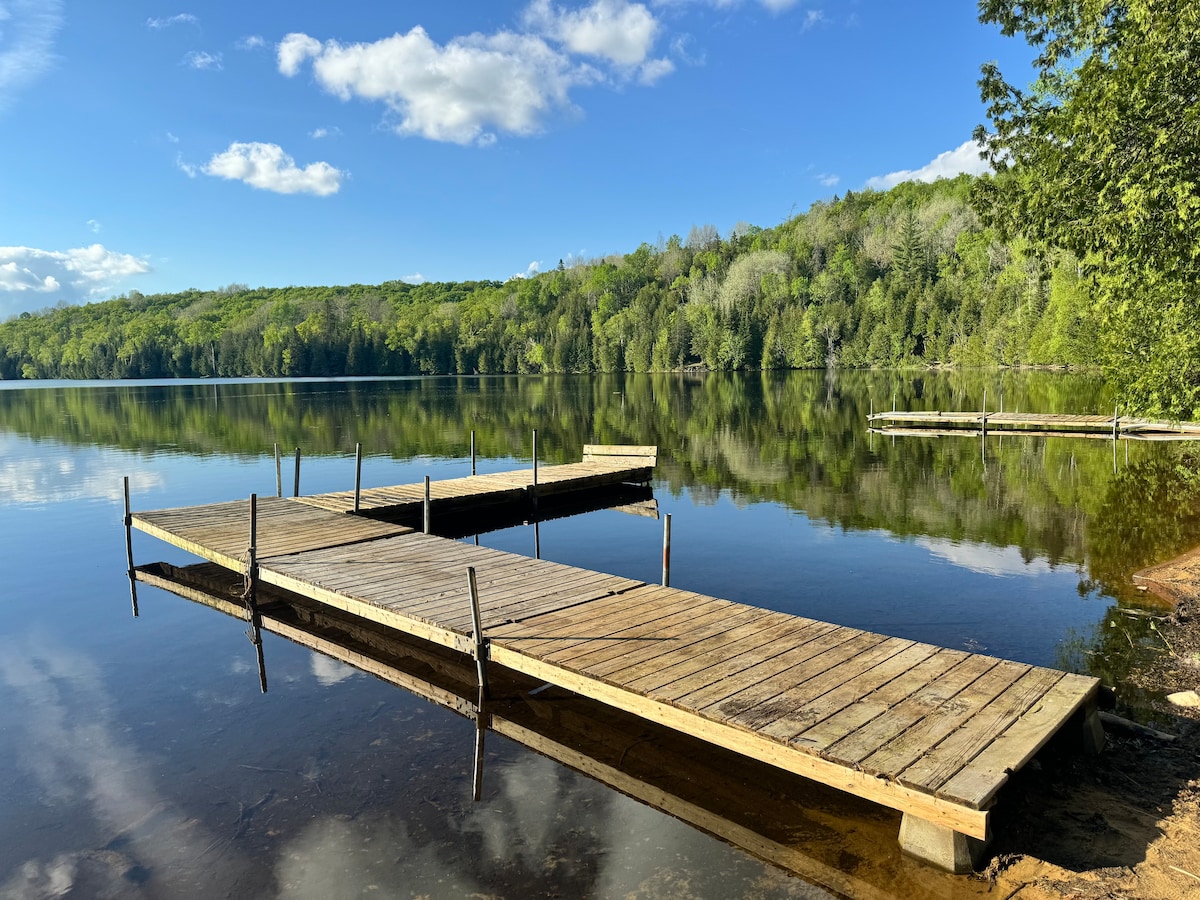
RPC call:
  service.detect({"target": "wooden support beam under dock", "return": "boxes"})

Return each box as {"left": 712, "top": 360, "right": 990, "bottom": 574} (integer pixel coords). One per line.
{"left": 868, "top": 410, "right": 1200, "bottom": 440}
{"left": 127, "top": 447, "right": 1101, "bottom": 873}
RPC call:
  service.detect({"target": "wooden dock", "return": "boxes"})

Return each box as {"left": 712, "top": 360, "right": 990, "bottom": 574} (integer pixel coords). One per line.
{"left": 126, "top": 449, "right": 1103, "bottom": 873}
{"left": 136, "top": 560, "right": 1001, "bottom": 899}
{"left": 868, "top": 410, "right": 1200, "bottom": 440}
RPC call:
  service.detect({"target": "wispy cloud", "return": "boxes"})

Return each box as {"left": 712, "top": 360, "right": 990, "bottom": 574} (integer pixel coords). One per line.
{"left": 146, "top": 13, "right": 198, "bottom": 30}
{"left": 235, "top": 35, "right": 265, "bottom": 51}
{"left": 175, "top": 153, "right": 198, "bottom": 177}
{"left": 511, "top": 260, "right": 542, "bottom": 280}
{"left": 0, "top": 244, "right": 150, "bottom": 312}
{"left": 86, "top": 219, "right": 102, "bottom": 234}
{"left": 202, "top": 142, "right": 345, "bottom": 196}
{"left": 816, "top": 172, "right": 839, "bottom": 187}
{"left": 0, "top": 0, "right": 64, "bottom": 115}
{"left": 182, "top": 50, "right": 222, "bottom": 70}
{"left": 401, "top": 273, "right": 426, "bottom": 285}
{"left": 801, "top": 9, "right": 825, "bottom": 29}
{"left": 866, "top": 140, "right": 990, "bottom": 190}
{"left": 310, "top": 126, "right": 341, "bottom": 139}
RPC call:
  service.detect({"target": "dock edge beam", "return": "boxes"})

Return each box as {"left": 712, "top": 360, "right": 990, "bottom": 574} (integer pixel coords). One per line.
{"left": 898, "top": 814, "right": 990, "bottom": 874}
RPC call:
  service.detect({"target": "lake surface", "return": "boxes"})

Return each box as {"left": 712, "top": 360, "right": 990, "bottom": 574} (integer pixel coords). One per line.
{"left": 1, "top": 371, "right": 1194, "bottom": 898}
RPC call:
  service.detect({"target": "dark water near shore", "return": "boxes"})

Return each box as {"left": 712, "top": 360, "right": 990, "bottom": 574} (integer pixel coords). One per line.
{"left": 1, "top": 371, "right": 1196, "bottom": 898}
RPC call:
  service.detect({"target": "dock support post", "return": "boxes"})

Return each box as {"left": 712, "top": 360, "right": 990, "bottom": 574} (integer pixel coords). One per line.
{"left": 423, "top": 476, "right": 431, "bottom": 534}
{"left": 353, "top": 442, "right": 363, "bottom": 513}
{"left": 246, "top": 493, "right": 267, "bottom": 693}
{"left": 898, "top": 814, "right": 988, "bottom": 874}
{"left": 531, "top": 429, "right": 539, "bottom": 515}
{"left": 274, "top": 443, "right": 282, "bottom": 498}
{"left": 662, "top": 513, "right": 672, "bottom": 587}
{"left": 466, "top": 566, "right": 490, "bottom": 700}
{"left": 1081, "top": 696, "right": 1106, "bottom": 755}
{"left": 1113, "top": 404, "right": 1120, "bottom": 442}
{"left": 293, "top": 448, "right": 301, "bottom": 498}
{"left": 472, "top": 684, "right": 487, "bottom": 802}
{"left": 471, "top": 430, "right": 476, "bottom": 476}
{"left": 534, "top": 520, "right": 541, "bottom": 560}
{"left": 123, "top": 476, "right": 139, "bottom": 618}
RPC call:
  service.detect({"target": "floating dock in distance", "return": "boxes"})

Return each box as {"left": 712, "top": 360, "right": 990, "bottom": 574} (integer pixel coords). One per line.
{"left": 868, "top": 410, "right": 1200, "bottom": 440}
{"left": 127, "top": 447, "right": 1103, "bottom": 874}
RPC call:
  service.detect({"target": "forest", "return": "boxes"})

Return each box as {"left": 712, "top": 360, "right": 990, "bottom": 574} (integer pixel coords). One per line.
{"left": 0, "top": 175, "right": 1100, "bottom": 387}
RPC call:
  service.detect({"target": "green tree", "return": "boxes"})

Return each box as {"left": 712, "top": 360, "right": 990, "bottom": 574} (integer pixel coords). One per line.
{"left": 976, "top": 0, "right": 1200, "bottom": 415}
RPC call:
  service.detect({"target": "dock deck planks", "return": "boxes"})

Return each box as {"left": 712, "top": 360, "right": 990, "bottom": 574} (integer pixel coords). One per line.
{"left": 130, "top": 491, "right": 1100, "bottom": 871}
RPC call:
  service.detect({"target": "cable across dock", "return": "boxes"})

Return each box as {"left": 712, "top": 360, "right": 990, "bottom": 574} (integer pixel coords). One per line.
{"left": 125, "top": 447, "right": 1102, "bottom": 873}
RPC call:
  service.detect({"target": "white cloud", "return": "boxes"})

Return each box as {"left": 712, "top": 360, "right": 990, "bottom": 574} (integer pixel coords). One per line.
{"left": 512, "top": 260, "right": 542, "bottom": 279}
{"left": 0, "top": 0, "right": 63, "bottom": 114}
{"left": 279, "top": 28, "right": 595, "bottom": 146}
{"left": 182, "top": 50, "right": 222, "bottom": 70}
{"left": 146, "top": 12, "right": 197, "bottom": 29}
{"left": 800, "top": 9, "right": 824, "bottom": 28}
{"left": 175, "top": 153, "right": 198, "bottom": 177}
{"left": 310, "top": 126, "right": 341, "bottom": 139}
{"left": 866, "top": 139, "right": 990, "bottom": 190}
{"left": 525, "top": 0, "right": 661, "bottom": 67}
{"left": 817, "top": 172, "right": 839, "bottom": 187}
{"left": 0, "top": 245, "right": 150, "bottom": 309}
{"left": 762, "top": 0, "right": 801, "bottom": 10}
{"left": 401, "top": 273, "right": 426, "bottom": 284}
{"left": 86, "top": 219, "right": 101, "bottom": 234}
{"left": 202, "top": 142, "right": 344, "bottom": 196}
{"left": 165, "top": 130, "right": 180, "bottom": 143}
{"left": 235, "top": 35, "right": 265, "bottom": 51}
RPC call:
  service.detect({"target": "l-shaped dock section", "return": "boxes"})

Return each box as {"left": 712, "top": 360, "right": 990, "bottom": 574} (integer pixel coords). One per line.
{"left": 127, "top": 445, "right": 1102, "bottom": 873}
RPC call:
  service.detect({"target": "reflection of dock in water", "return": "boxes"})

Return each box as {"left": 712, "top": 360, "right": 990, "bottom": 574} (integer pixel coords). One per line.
{"left": 136, "top": 561, "right": 999, "bottom": 899}
{"left": 869, "top": 410, "right": 1200, "bottom": 441}
{"left": 126, "top": 445, "right": 1102, "bottom": 873}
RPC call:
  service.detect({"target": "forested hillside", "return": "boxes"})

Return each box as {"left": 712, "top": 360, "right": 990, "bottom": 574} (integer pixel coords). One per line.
{"left": 0, "top": 175, "right": 1098, "bottom": 382}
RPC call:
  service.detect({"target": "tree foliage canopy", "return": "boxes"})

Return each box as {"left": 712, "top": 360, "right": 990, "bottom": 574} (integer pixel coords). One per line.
{"left": 975, "top": 0, "right": 1200, "bottom": 415}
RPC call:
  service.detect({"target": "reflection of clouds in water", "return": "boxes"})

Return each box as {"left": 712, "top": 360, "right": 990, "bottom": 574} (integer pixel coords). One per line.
{"left": 275, "top": 818, "right": 479, "bottom": 899}
{"left": 465, "top": 754, "right": 570, "bottom": 869}
{"left": 310, "top": 655, "right": 356, "bottom": 687}
{"left": 0, "top": 635, "right": 244, "bottom": 898}
{"left": 0, "top": 451, "right": 161, "bottom": 505}
{"left": 916, "top": 537, "right": 1055, "bottom": 578}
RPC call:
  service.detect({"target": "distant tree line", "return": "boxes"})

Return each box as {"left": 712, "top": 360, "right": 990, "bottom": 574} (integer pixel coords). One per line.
{"left": 0, "top": 176, "right": 1100, "bottom": 384}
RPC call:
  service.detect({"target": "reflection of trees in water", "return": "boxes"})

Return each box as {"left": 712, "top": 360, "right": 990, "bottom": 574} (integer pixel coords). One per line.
{"left": 6, "top": 370, "right": 1199, "bottom": 601}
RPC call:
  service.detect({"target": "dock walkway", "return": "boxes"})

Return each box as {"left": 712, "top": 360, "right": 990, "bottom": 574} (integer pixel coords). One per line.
{"left": 128, "top": 455, "right": 1101, "bottom": 873}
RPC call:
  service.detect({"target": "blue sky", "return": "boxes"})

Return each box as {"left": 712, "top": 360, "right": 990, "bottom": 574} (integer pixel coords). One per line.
{"left": 0, "top": 1, "right": 1031, "bottom": 318}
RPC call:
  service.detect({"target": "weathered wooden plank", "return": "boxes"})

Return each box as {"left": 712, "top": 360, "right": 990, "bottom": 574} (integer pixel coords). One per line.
{"left": 936, "top": 673, "right": 1098, "bottom": 808}
{"left": 824, "top": 654, "right": 1000, "bottom": 765}
{"left": 896, "top": 667, "right": 1064, "bottom": 797}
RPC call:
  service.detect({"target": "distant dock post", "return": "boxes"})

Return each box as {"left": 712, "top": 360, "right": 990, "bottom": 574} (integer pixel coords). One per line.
{"left": 532, "top": 429, "right": 539, "bottom": 486}
{"left": 662, "top": 512, "right": 672, "bottom": 587}
{"left": 123, "top": 476, "right": 139, "bottom": 617}
{"left": 293, "top": 448, "right": 301, "bottom": 498}
{"left": 470, "top": 430, "right": 477, "bottom": 476}
{"left": 423, "top": 476, "right": 431, "bottom": 534}
{"left": 353, "top": 442, "right": 363, "bottom": 514}
{"left": 274, "top": 443, "right": 282, "bottom": 498}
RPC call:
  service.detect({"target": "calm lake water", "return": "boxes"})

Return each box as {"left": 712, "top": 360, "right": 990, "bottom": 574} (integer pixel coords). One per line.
{"left": 1, "top": 371, "right": 1195, "bottom": 899}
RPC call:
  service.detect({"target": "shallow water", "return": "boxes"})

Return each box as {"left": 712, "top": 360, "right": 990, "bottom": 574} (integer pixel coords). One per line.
{"left": 1, "top": 371, "right": 1194, "bottom": 898}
